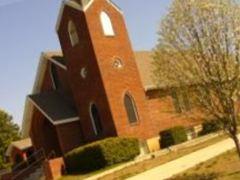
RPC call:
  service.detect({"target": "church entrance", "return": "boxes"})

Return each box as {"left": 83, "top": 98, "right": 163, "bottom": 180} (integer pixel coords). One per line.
{"left": 30, "top": 110, "right": 62, "bottom": 158}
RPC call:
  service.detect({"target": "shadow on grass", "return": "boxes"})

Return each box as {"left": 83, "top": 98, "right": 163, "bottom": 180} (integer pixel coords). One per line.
{"left": 63, "top": 161, "right": 127, "bottom": 179}
{"left": 224, "top": 170, "right": 240, "bottom": 177}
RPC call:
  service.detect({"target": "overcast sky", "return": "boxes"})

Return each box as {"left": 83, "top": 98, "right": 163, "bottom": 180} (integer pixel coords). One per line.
{"left": 0, "top": 0, "right": 172, "bottom": 126}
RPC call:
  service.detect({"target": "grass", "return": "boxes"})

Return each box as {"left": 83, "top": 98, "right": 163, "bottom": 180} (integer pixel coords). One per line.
{"left": 61, "top": 134, "right": 227, "bottom": 180}
{"left": 170, "top": 150, "right": 240, "bottom": 180}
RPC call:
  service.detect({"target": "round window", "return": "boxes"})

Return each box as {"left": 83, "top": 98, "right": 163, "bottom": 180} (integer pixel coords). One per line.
{"left": 113, "top": 59, "right": 123, "bottom": 69}
{"left": 80, "top": 67, "right": 87, "bottom": 79}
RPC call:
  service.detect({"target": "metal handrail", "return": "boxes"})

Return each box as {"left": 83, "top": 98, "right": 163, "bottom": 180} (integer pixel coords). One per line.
{"left": 12, "top": 148, "right": 45, "bottom": 172}
{"left": 0, "top": 169, "right": 10, "bottom": 176}
{"left": 12, "top": 148, "right": 46, "bottom": 180}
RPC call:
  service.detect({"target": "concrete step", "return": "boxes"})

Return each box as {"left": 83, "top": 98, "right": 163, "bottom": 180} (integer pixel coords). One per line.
{"left": 24, "top": 167, "right": 44, "bottom": 180}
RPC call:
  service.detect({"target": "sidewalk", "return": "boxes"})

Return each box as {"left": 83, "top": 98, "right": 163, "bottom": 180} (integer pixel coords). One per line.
{"left": 127, "top": 135, "right": 239, "bottom": 180}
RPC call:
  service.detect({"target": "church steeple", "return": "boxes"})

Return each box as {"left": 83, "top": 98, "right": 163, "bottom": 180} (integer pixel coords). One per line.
{"left": 70, "top": 0, "right": 91, "bottom": 7}
{"left": 56, "top": 0, "right": 152, "bottom": 140}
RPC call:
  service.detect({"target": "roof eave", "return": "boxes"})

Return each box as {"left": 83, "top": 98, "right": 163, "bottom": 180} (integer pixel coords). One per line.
{"left": 144, "top": 85, "right": 161, "bottom": 91}
{"left": 21, "top": 53, "right": 47, "bottom": 138}
{"left": 27, "top": 96, "right": 80, "bottom": 126}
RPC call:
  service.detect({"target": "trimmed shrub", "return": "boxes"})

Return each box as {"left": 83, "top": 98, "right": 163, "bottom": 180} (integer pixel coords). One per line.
{"left": 160, "top": 126, "right": 188, "bottom": 148}
{"left": 64, "top": 137, "right": 140, "bottom": 173}
{"left": 199, "top": 120, "right": 221, "bottom": 136}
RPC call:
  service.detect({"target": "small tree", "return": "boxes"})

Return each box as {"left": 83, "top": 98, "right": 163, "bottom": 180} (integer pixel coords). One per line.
{"left": 154, "top": 0, "right": 240, "bottom": 157}
{"left": 0, "top": 110, "right": 20, "bottom": 169}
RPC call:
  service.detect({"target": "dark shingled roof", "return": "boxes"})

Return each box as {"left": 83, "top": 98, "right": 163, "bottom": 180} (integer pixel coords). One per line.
{"left": 28, "top": 91, "right": 79, "bottom": 123}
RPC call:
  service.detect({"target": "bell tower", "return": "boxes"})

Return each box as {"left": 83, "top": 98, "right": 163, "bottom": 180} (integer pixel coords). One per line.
{"left": 56, "top": 0, "right": 154, "bottom": 142}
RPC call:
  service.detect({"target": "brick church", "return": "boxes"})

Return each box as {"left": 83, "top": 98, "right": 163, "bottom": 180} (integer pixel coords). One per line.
{"left": 21, "top": 0, "right": 202, "bottom": 157}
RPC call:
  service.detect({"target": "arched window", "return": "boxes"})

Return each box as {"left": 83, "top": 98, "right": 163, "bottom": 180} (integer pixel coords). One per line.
{"left": 90, "top": 103, "right": 103, "bottom": 135}
{"left": 50, "top": 63, "right": 61, "bottom": 90}
{"left": 68, "top": 20, "right": 79, "bottom": 46}
{"left": 124, "top": 94, "right": 139, "bottom": 124}
{"left": 100, "top": 11, "right": 115, "bottom": 36}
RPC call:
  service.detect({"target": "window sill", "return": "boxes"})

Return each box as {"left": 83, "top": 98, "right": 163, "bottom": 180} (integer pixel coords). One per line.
{"left": 129, "top": 121, "right": 140, "bottom": 127}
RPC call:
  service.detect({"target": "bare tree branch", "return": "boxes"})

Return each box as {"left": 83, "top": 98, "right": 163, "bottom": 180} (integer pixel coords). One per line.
{"left": 154, "top": 0, "right": 240, "bottom": 157}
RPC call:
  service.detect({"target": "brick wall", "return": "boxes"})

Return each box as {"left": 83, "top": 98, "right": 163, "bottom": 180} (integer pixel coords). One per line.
{"left": 83, "top": 0, "right": 154, "bottom": 140}
{"left": 55, "top": 122, "right": 83, "bottom": 154}
{"left": 30, "top": 108, "right": 62, "bottom": 157}
{"left": 43, "top": 158, "right": 65, "bottom": 180}
{"left": 58, "top": 3, "right": 119, "bottom": 142}
{"left": 146, "top": 93, "right": 203, "bottom": 136}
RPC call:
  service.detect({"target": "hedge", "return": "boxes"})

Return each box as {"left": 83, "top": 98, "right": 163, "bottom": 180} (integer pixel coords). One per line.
{"left": 160, "top": 126, "right": 188, "bottom": 148}
{"left": 64, "top": 137, "right": 140, "bottom": 173}
{"left": 199, "top": 120, "right": 221, "bottom": 136}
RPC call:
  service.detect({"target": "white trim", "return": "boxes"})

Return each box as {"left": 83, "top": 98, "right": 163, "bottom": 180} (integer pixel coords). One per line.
{"left": 89, "top": 102, "right": 98, "bottom": 135}
{"left": 55, "top": 0, "right": 123, "bottom": 32}
{"left": 28, "top": 97, "right": 54, "bottom": 123}
{"left": 83, "top": 0, "right": 123, "bottom": 14}
{"left": 68, "top": 20, "right": 80, "bottom": 47}
{"left": 66, "top": 0, "right": 82, "bottom": 10}
{"left": 83, "top": 0, "right": 94, "bottom": 11}
{"left": 21, "top": 99, "right": 34, "bottom": 138}
{"left": 106, "top": 0, "right": 123, "bottom": 14}
{"left": 144, "top": 85, "right": 160, "bottom": 91}
{"left": 54, "top": 117, "right": 80, "bottom": 125}
{"left": 22, "top": 54, "right": 47, "bottom": 137}
{"left": 5, "top": 144, "right": 14, "bottom": 157}
{"left": 28, "top": 97, "right": 80, "bottom": 126}
{"left": 49, "top": 63, "right": 57, "bottom": 90}
{"left": 55, "top": 0, "right": 82, "bottom": 32}
{"left": 84, "top": 0, "right": 122, "bottom": 13}
{"left": 55, "top": 1, "right": 66, "bottom": 33}
{"left": 41, "top": 52, "right": 67, "bottom": 70}
{"left": 48, "top": 57, "right": 67, "bottom": 70}
{"left": 32, "top": 53, "right": 48, "bottom": 93}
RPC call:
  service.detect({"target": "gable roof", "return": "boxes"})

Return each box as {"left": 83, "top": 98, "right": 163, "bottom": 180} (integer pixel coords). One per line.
{"left": 5, "top": 138, "right": 32, "bottom": 156}
{"left": 56, "top": 0, "right": 122, "bottom": 32}
{"left": 21, "top": 52, "right": 66, "bottom": 138}
{"left": 21, "top": 50, "right": 156, "bottom": 138}
{"left": 44, "top": 51, "right": 67, "bottom": 70}
{"left": 28, "top": 91, "right": 79, "bottom": 125}
{"left": 134, "top": 51, "right": 158, "bottom": 90}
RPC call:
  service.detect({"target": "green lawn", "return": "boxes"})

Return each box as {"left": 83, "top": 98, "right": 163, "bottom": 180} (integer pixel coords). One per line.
{"left": 61, "top": 134, "right": 228, "bottom": 180}
{"left": 170, "top": 150, "right": 240, "bottom": 180}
